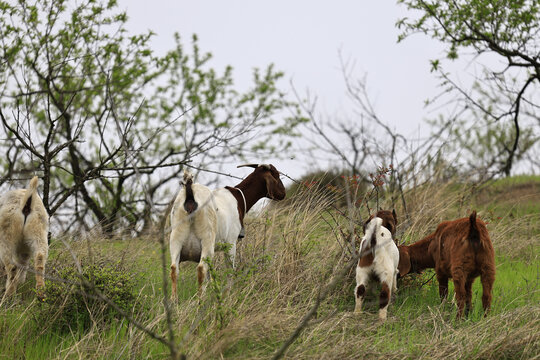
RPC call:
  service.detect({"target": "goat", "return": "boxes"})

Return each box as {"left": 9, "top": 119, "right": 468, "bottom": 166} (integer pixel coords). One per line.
{"left": 363, "top": 209, "right": 398, "bottom": 238}
{"left": 169, "top": 164, "right": 286, "bottom": 299}
{"left": 397, "top": 211, "right": 495, "bottom": 318}
{"left": 354, "top": 216, "right": 399, "bottom": 321}
{"left": 0, "top": 176, "right": 49, "bottom": 306}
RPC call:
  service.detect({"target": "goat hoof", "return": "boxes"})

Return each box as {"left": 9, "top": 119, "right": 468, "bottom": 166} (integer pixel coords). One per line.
{"left": 238, "top": 226, "right": 245, "bottom": 239}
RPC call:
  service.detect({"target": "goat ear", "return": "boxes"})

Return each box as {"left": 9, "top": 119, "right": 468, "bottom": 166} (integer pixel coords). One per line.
{"left": 363, "top": 214, "right": 372, "bottom": 234}
{"left": 397, "top": 248, "right": 411, "bottom": 276}
{"left": 264, "top": 174, "right": 276, "bottom": 197}
{"left": 264, "top": 173, "right": 285, "bottom": 200}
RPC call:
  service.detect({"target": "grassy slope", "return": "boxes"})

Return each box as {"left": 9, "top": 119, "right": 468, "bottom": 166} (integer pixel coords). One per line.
{"left": 0, "top": 176, "right": 538, "bottom": 359}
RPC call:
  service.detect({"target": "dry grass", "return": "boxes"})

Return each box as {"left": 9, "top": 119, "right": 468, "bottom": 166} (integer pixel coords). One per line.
{"left": 0, "top": 177, "right": 538, "bottom": 359}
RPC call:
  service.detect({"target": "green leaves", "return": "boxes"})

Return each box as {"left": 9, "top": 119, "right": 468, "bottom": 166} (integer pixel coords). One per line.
{"left": 430, "top": 59, "right": 440, "bottom": 72}
{"left": 398, "top": 0, "right": 540, "bottom": 63}
{"left": 0, "top": 0, "right": 302, "bottom": 232}
{"left": 36, "top": 261, "right": 139, "bottom": 332}
{"left": 399, "top": 0, "right": 540, "bottom": 177}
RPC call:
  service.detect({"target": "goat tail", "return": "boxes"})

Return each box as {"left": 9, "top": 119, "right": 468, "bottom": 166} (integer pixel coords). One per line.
{"left": 360, "top": 217, "right": 382, "bottom": 256}
{"left": 468, "top": 210, "right": 481, "bottom": 247}
{"left": 21, "top": 176, "right": 39, "bottom": 221}
{"left": 183, "top": 169, "right": 198, "bottom": 214}
{"left": 183, "top": 168, "right": 194, "bottom": 184}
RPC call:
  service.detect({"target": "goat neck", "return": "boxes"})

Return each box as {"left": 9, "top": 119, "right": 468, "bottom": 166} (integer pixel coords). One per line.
{"left": 399, "top": 233, "right": 436, "bottom": 274}
{"left": 225, "top": 180, "right": 261, "bottom": 217}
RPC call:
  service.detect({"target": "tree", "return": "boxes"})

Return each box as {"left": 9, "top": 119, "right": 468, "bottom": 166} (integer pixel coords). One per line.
{"left": 397, "top": 0, "right": 540, "bottom": 177}
{"left": 294, "top": 54, "right": 405, "bottom": 180}
{"left": 0, "top": 0, "right": 302, "bottom": 234}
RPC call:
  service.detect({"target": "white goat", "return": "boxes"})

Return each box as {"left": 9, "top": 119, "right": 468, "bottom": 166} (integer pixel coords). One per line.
{"left": 0, "top": 176, "right": 49, "bottom": 305}
{"left": 169, "top": 164, "right": 285, "bottom": 299}
{"left": 354, "top": 216, "right": 399, "bottom": 321}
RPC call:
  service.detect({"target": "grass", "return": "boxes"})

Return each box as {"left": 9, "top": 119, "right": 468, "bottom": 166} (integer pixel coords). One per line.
{"left": 0, "top": 175, "right": 539, "bottom": 359}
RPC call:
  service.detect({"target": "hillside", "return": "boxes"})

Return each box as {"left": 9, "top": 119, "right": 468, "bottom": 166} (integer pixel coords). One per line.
{"left": 0, "top": 176, "right": 539, "bottom": 359}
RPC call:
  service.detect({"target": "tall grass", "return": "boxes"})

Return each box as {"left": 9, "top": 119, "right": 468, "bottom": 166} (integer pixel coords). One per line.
{"left": 0, "top": 176, "right": 538, "bottom": 359}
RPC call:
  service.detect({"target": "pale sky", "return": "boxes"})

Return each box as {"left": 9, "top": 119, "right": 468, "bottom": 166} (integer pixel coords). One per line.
{"left": 119, "top": 1, "right": 450, "bottom": 182}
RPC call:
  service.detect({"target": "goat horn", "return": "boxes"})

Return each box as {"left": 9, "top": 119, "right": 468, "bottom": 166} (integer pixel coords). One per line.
{"left": 237, "top": 164, "right": 259, "bottom": 169}
{"left": 258, "top": 164, "right": 272, "bottom": 170}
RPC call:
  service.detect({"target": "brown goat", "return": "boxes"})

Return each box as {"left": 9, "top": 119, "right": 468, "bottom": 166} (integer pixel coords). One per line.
{"left": 398, "top": 211, "right": 495, "bottom": 318}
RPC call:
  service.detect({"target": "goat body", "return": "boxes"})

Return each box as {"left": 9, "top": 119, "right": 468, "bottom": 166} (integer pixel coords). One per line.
{"left": 354, "top": 216, "right": 399, "bottom": 321}
{"left": 169, "top": 164, "right": 285, "bottom": 299}
{"left": 398, "top": 211, "right": 495, "bottom": 318}
{"left": 0, "top": 177, "right": 49, "bottom": 305}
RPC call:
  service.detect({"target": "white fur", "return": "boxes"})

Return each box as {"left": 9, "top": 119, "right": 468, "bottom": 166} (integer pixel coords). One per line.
{"left": 0, "top": 177, "right": 49, "bottom": 306}
{"left": 354, "top": 217, "right": 399, "bottom": 320}
{"left": 169, "top": 174, "right": 243, "bottom": 299}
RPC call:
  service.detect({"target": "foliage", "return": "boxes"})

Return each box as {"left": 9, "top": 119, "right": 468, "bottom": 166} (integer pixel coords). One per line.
{"left": 35, "top": 261, "right": 138, "bottom": 332}
{"left": 397, "top": 0, "right": 540, "bottom": 60}
{"left": 428, "top": 111, "right": 538, "bottom": 179}
{"left": 286, "top": 166, "right": 398, "bottom": 213}
{"left": 397, "top": 0, "right": 540, "bottom": 177}
{"left": 286, "top": 169, "right": 369, "bottom": 209}
{"left": 0, "top": 0, "right": 303, "bottom": 233}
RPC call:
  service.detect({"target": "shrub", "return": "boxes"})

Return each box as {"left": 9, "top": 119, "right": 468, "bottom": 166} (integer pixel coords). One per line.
{"left": 35, "top": 261, "right": 139, "bottom": 332}
{"left": 285, "top": 169, "right": 368, "bottom": 208}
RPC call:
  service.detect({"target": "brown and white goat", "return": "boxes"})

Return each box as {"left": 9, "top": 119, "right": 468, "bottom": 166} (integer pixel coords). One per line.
{"left": 354, "top": 216, "right": 399, "bottom": 321}
{"left": 398, "top": 211, "right": 495, "bottom": 318}
{"left": 169, "top": 164, "right": 286, "bottom": 300}
{"left": 363, "top": 209, "right": 398, "bottom": 238}
{"left": 0, "top": 177, "right": 49, "bottom": 306}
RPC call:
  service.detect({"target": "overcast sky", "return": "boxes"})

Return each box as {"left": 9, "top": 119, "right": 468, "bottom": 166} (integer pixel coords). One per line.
{"left": 118, "top": 1, "right": 450, "bottom": 182}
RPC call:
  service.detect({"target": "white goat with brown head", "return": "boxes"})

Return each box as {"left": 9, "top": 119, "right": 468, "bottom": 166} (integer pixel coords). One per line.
{"left": 0, "top": 176, "right": 49, "bottom": 306}
{"left": 169, "top": 164, "right": 286, "bottom": 300}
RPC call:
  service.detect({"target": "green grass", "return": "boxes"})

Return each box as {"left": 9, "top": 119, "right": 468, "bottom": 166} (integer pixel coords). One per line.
{"left": 487, "top": 174, "right": 540, "bottom": 189}
{"left": 215, "top": 255, "right": 539, "bottom": 359}
{"left": 0, "top": 175, "right": 539, "bottom": 359}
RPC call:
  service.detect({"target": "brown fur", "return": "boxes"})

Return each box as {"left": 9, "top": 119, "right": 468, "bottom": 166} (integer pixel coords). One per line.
{"left": 225, "top": 164, "right": 286, "bottom": 221}
{"left": 356, "top": 284, "right": 366, "bottom": 298}
{"left": 197, "top": 264, "right": 205, "bottom": 289}
{"left": 359, "top": 253, "right": 374, "bottom": 267}
{"left": 170, "top": 265, "right": 178, "bottom": 300}
{"left": 379, "top": 282, "right": 390, "bottom": 309}
{"left": 183, "top": 178, "right": 198, "bottom": 214}
{"left": 225, "top": 164, "right": 286, "bottom": 239}
{"left": 398, "top": 211, "right": 495, "bottom": 318}
{"left": 363, "top": 209, "right": 397, "bottom": 238}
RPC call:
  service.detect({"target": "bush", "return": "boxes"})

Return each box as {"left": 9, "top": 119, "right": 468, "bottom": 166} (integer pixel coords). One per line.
{"left": 286, "top": 169, "right": 368, "bottom": 208}
{"left": 35, "top": 261, "right": 139, "bottom": 332}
